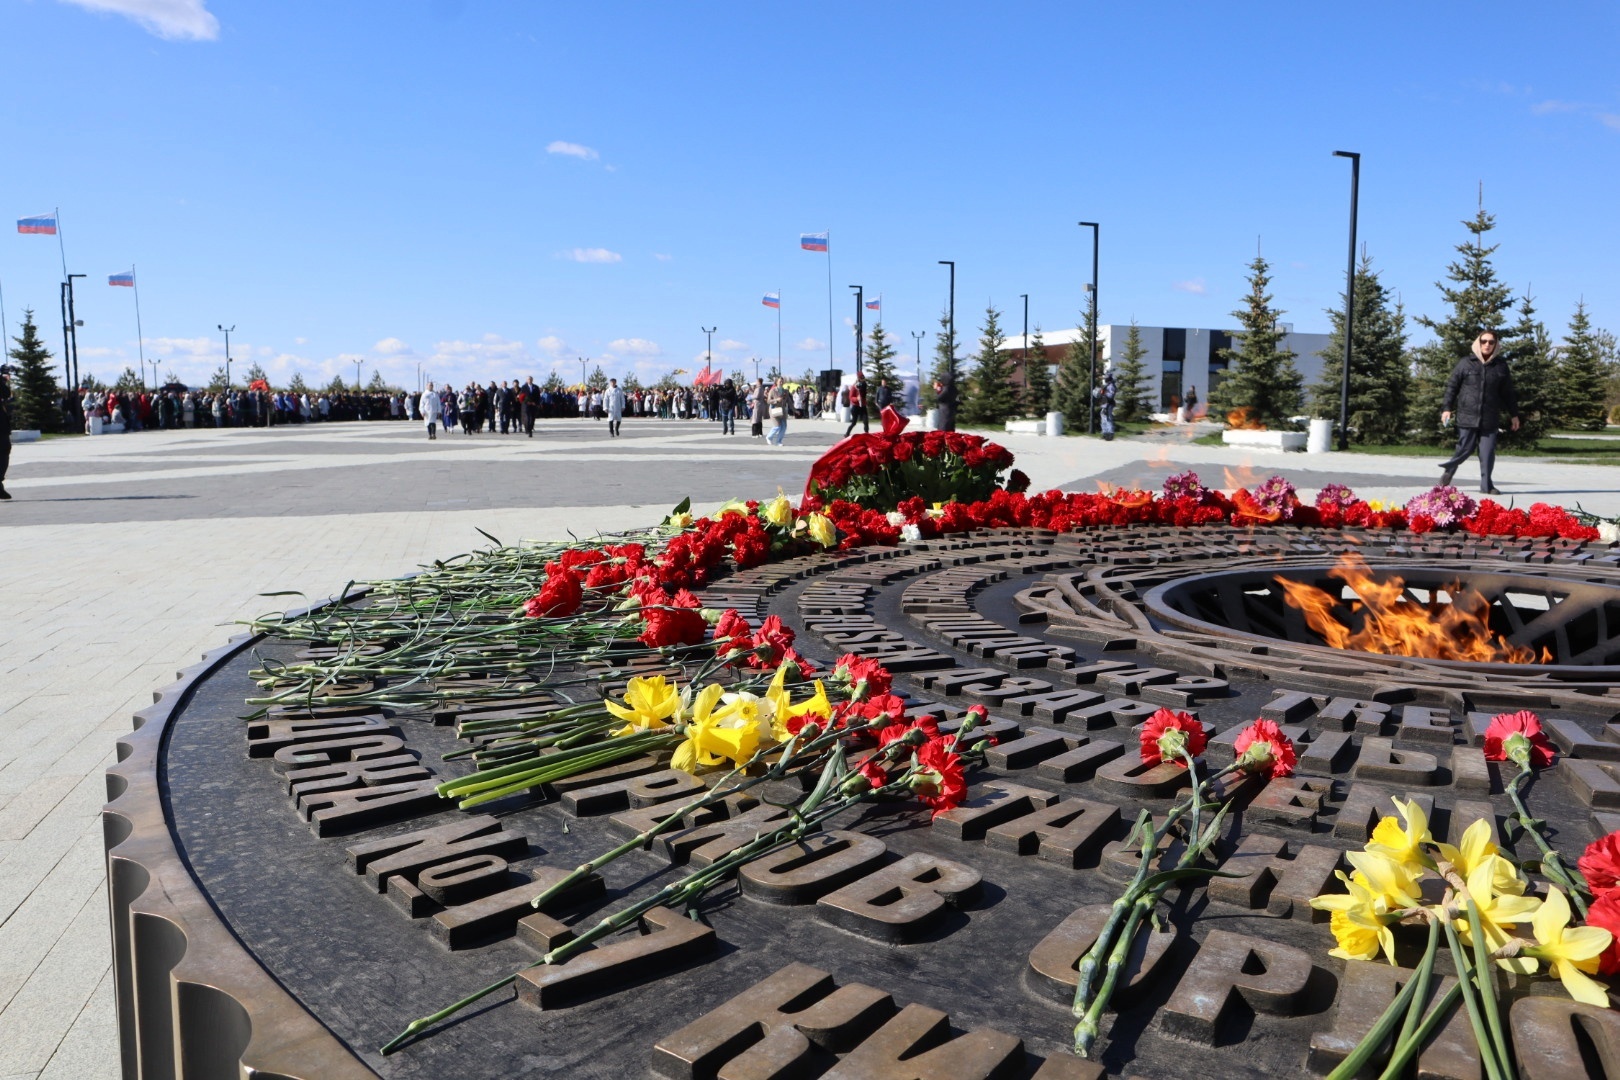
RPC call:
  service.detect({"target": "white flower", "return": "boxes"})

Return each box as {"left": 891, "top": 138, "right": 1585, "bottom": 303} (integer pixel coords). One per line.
{"left": 900, "top": 524, "right": 923, "bottom": 543}
{"left": 1600, "top": 522, "right": 1620, "bottom": 545}
{"left": 886, "top": 511, "right": 907, "bottom": 526}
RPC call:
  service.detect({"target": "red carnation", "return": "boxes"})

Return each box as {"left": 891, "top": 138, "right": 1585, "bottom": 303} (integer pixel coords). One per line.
{"left": 834, "top": 654, "right": 892, "bottom": 701}
{"left": 712, "top": 608, "right": 753, "bottom": 662}
{"left": 912, "top": 739, "right": 968, "bottom": 817}
{"left": 747, "top": 615, "right": 796, "bottom": 669}
{"left": 878, "top": 714, "right": 942, "bottom": 749}
{"left": 1232, "top": 719, "right": 1297, "bottom": 779}
{"left": 1139, "top": 708, "right": 1208, "bottom": 768}
{"left": 1584, "top": 892, "right": 1620, "bottom": 976}
{"left": 1483, "top": 710, "right": 1556, "bottom": 769}
{"left": 1579, "top": 831, "right": 1620, "bottom": 898}
{"left": 638, "top": 589, "right": 707, "bottom": 648}
{"left": 523, "top": 562, "right": 584, "bottom": 618}
{"left": 855, "top": 755, "right": 890, "bottom": 791}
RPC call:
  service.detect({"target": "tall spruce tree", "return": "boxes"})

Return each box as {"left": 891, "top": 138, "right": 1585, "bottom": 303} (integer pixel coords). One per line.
{"left": 1207, "top": 256, "right": 1302, "bottom": 427}
{"left": 961, "top": 306, "right": 1018, "bottom": 425}
{"left": 114, "top": 367, "right": 144, "bottom": 393}
{"left": 1405, "top": 207, "right": 1517, "bottom": 443}
{"left": 325, "top": 374, "right": 349, "bottom": 395}
{"left": 1553, "top": 301, "right": 1608, "bottom": 431}
{"left": 245, "top": 361, "right": 270, "bottom": 387}
{"left": 1309, "top": 256, "right": 1410, "bottom": 444}
{"left": 1501, "top": 292, "right": 1555, "bottom": 446}
{"left": 366, "top": 370, "right": 391, "bottom": 393}
{"left": 7, "top": 311, "right": 60, "bottom": 433}
{"left": 863, "top": 323, "right": 902, "bottom": 402}
{"left": 1113, "top": 320, "right": 1152, "bottom": 424}
{"left": 587, "top": 365, "right": 608, "bottom": 391}
{"left": 1052, "top": 307, "right": 1099, "bottom": 427}
{"left": 1020, "top": 327, "right": 1053, "bottom": 416}
{"left": 287, "top": 372, "right": 310, "bottom": 395}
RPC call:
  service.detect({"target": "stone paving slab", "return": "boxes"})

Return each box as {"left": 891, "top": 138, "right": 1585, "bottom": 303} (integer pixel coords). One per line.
{"left": 1, "top": 416, "right": 1616, "bottom": 1079}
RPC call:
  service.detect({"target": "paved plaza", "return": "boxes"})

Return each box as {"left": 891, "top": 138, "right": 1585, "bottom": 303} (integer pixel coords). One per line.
{"left": 1, "top": 416, "right": 1616, "bottom": 1080}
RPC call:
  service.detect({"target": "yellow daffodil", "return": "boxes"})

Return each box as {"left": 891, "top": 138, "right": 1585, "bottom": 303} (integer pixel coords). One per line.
{"left": 1456, "top": 861, "right": 1541, "bottom": 973}
{"left": 767, "top": 673, "right": 833, "bottom": 742}
{"left": 605, "top": 674, "right": 682, "bottom": 735}
{"left": 1436, "top": 818, "right": 1525, "bottom": 896}
{"left": 719, "top": 689, "right": 776, "bottom": 746}
{"left": 1345, "top": 849, "right": 1422, "bottom": 911}
{"left": 669, "top": 511, "right": 694, "bottom": 529}
{"left": 1367, "top": 498, "right": 1387, "bottom": 512}
{"left": 1525, "top": 887, "right": 1613, "bottom": 1007}
{"left": 1367, "top": 797, "right": 1434, "bottom": 874}
{"left": 1310, "top": 869, "right": 1402, "bottom": 964}
{"left": 806, "top": 513, "right": 837, "bottom": 548}
{"left": 671, "top": 685, "right": 758, "bottom": 773}
{"left": 762, "top": 493, "right": 793, "bottom": 528}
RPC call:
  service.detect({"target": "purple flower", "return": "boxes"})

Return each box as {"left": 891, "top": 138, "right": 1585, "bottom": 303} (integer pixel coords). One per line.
{"left": 1252, "top": 475, "right": 1298, "bottom": 520}
{"left": 1404, "top": 485, "right": 1477, "bottom": 528}
{"left": 1162, "top": 470, "right": 1209, "bottom": 502}
{"left": 1315, "top": 482, "right": 1357, "bottom": 513}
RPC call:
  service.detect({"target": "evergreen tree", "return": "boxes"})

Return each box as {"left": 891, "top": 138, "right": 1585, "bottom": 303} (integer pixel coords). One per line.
{"left": 863, "top": 323, "right": 902, "bottom": 402}
{"left": 287, "top": 372, "right": 310, "bottom": 395}
{"left": 1112, "top": 321, "right": 1153, "bottom": 424}
{"left": 1553, "top": 301, "right": 1608, "bottom": 431}
{"left": 1206, "top": 256, "right": 1302, "bottom": 427}
{"left": 1405, "top": 207, "right": 1517, "bottom": 443}
{"left": 1308, "top": 256, "right": 1410, "bottom": 444}
{"left": 1052, "top": 306, "right": 1099, "bottom": 427}
{"left": 245, "top": 361, "right": 270, "bottom": 387}
{"left": 624, "top": 373, "right": 644, "bottom": 394}
{"left": 7, "top": 311, "right": 60, "bottom": 433}
{"left": 542, "top": 371, "right": 567, "bottom": 393}
{"left": 208, "top": 367, "right": 230, "bottom": 392}
{"left": 366, "top": 370, "right": 391, "bottom": 393}
{"left": 81, "top": 372, "right": 108, "bottom": 393}
{"left": 325, "top": 374, "right": 349, "bottom": 395}
{"left": 587, "top": 365, "right": 608, "bottom": 391}
{"left": 1020, "top": 328, "right": 1053, "bottom": 417}
{"left": 920, "top": 308, "right": 958, "bottom": 411}
{"left": 1501, "top": 292, "right": 1555, "bottom": 446}
{"left": 114, "top": 367, "right": 145, "bottom": 393}
{"left": 960, "top": 306, "right": 1018, "bottom": 425}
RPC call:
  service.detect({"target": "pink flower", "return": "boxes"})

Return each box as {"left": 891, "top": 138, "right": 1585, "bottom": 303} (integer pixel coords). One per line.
{"left": 1232, "top": 719, "right": 1297, "bottom": 779}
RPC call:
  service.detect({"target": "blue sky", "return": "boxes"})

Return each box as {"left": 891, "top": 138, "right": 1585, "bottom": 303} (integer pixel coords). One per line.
{"left": 3, "top": 0, "right": 1617, "bottom": 390}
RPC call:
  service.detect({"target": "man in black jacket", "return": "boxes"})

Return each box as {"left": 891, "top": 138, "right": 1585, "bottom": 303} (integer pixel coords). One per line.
{"left": 1439, "top": 329, "right": 1519, "bottom": 494}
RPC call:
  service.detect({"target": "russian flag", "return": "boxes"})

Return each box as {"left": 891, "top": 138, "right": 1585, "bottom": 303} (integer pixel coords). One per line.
{"left": 109, "top": 271, "right": 135, "bottom": 287}
{"left": 799, "top": 232, "right": 828, "bottom": 252}
{"left": 865, "top": 298, "right": 881, "bottom": 312}
{"left": 762, "top": 292, "right": 780, "bottom": 309}
{"left": 18, "top": 213, "right": 57, "bottom": 235}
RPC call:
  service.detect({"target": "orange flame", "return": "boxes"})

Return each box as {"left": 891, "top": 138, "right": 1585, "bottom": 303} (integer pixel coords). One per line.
{"left": 1274, "top": 555, "right": 1550, "bottom": 664}
{"left": 1226, "top": 407, "right": 1265, "bottom": 430}
{"left": 1223, "top": 463, "right": 1262, "bottom": 492}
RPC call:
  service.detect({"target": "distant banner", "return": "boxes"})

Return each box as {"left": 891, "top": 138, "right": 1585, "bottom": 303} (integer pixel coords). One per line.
{"left": 865, "top": 298, "right": 881, "bottom": 311}
{"left": 109, "top": 271, "right": 135, "bottom": 287}
{"left": 799, "top": 232, "right": 828, "bottom": 253}
{"left": 18, "top": 213, "right": 57, "bottom": 235}
{"left": 762, "top": 292, "right": 780, "bottom": 308}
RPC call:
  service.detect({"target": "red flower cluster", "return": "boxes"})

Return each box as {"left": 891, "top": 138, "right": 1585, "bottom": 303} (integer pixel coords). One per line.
{"left": 1461, "top": 500, "right": 1600, "bottom": 542}
{"left": 804, "top": 407, "right": 1018, "bottom": 512}
{"left": 1482, "top": 710, "right": 1557, "bottom": 769}
{"left": 1140, "top": 708, "right": 1208, "bottom": 768}
{"left": 1580, "top": 832, "right": 1620, "bottom": 974}
{"left": 522, "top": 561, "right": 584, "bottom": 618}
{"left": 638, "top": 588, "right": 708, "bottom": 648}
{"left": 1232, "top": 719, "right": 1298, "bottom": 779}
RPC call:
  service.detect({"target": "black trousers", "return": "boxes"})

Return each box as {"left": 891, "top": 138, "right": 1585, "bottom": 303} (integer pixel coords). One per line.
{"left": 0, "top": 426, "right": 10, "bottom": 484}
{"left": 1441, "top": 426, "right": 1498, "bottom": 488}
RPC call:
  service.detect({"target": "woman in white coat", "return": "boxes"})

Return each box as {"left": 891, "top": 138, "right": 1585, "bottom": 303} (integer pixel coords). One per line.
{"left": 605, "top": 378, "right": 626, "bottom": 437}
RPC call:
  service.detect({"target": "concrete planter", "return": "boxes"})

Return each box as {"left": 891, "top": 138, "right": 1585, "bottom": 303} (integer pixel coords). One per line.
{"left": 10, "top": 429, "right": 41, "bottom": 443}
{"left": 1221, "top": 428, "right": 1307, "bottom": 451}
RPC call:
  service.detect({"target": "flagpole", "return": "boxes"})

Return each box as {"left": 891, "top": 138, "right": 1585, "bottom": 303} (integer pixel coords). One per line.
{"left": 824, "top": 229, "right": 834, "bottom": 377}
{"left": 131, "top": 265, "right": 147, "bottom": 387}
{"left": 0, "top": 276, "right": 8, "bottom": 353}
{"left": 55, "top": 207, "right": 68, "bottom": 279}
{"left": 776, "top": 287, "right": 782, "bottom": 377}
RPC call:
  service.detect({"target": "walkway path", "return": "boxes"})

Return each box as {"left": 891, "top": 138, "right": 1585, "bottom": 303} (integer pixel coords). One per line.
{"left": 1, "top": 417, "right": 1614, "bottom": 1079}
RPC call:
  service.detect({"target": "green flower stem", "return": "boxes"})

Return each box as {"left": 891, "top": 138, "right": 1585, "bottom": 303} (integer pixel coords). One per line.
{"left": 1443, "top": 916, "right": 1507, "bottom": 1080}
{"left": 1505, "top": 762, "right": 1590, "bottom": 918}
{"left": 1376, "top": 982, "right": 1463, "bottom": 1080}
{"left": 1395, "top": 914, "right": 1442, "bottom": 1055}
{"left": 1467, "top": 899, "right": 1513, "bottom": 1077}
{"left": 1071, "top": 811, "right": 1153, "bottom": 1019}
{"left": 1325, "top": 961, "right": 1426, "bottom": 1080}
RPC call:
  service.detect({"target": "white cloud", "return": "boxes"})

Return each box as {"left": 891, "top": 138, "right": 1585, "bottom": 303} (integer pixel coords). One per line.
{"left": 653, "top": 253, "right": 674, "bottom": 262}
{"left": 536, "top": 335, "right": 569, "bottom": 357}
{"left": 146, "top": 336, "right": 218, "bottom": 357}
{"left": 1531, "top": 99, "right": 1589, "bottom": 115}
{"left": 794, "top": 337, "right": 825, "bottom": 352}
{"left": 608, "top": 337, "right": 661, "bottom": 357}
{"left": 79, "top": 346, "right": 120, "bottom": 358}
{"left": 374, "top": 337, "right": 412, "bottom": 355}
{"left": 58, "top": 0, "right": 219, "bottom": 40}
{"left": 1173, "top": 278, "right": 1208, "bottom": 295}
{"left": 294, "top": 337, "right": 308, "bottom": 346}
{"left": 718, "top": 339, "right": 747, "bottom": 351}
{"left": 546, "top": 140, "right": 599, "bottom": 161}
{"left": 559, "top": 248, "right": 622, "bottom": 264}
{"left": 1600, "top": 113, "right": 1620, "bottom": 132}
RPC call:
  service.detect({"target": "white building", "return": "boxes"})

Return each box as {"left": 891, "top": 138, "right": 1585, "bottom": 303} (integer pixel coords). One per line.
{"left": 1011, "top": 323, "right": 1333, "bottom": 414}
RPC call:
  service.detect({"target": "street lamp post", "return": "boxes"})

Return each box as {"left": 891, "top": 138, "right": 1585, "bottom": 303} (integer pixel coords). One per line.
{"left": 1078, "top": 222, "right": 1099, "bottom": 434}
{"left": 218, "top": 324, "right": 235, "bottom": 391}
{"left": 1332, "top": 151, "right": 1361, "bottom": 452}
{"left": 578, "top": 357, "right": 587, "bottom": 390}
{"left": 752, "top": 357, "right": 761, "bottom": 385}
{"left": 850, "top": 286, "right": 863, "bottom": 376}
{"left": 66, "top": 274, "right": 84, "bottom": 392}
{"left": 910, "top": 331, "right": 926, "bottom": 384}
{"left": 701, "top": 326, "right": 716, "bottom": 380}
{"left": 354, "top": 358, "right": 363, "bottom": 392}
{"left": 938, "top": 261, "right": 955, "bottom": 386}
